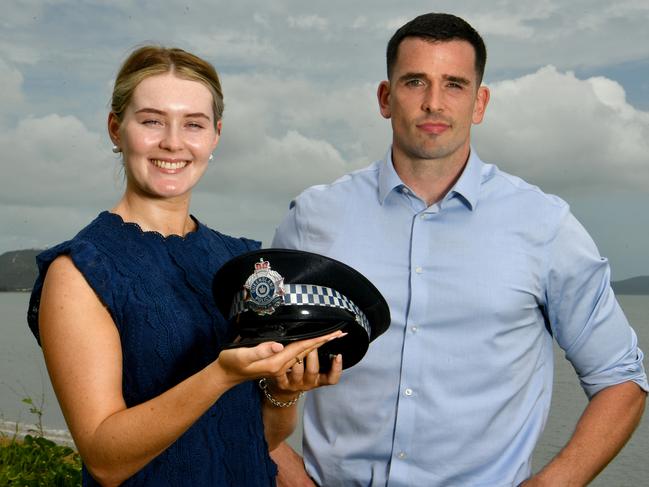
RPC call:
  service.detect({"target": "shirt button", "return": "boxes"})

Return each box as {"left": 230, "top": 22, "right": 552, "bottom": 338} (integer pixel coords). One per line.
{"left": 415, "top": 266, "right": 423, "bottom": 274}
{"left": 397, "top": 451, "right": 407, "bottom": 459}
{"left": 401, "top": 187, "right": 409, "bottom": 194}
{"left": 404, "top": 388, "right": 413, "bottom": 396}
{"left": 410, "top": 325, "right": 418, "bottom": 333}
{"left": 420, "top": 213, "right": 427, "bottom": 220}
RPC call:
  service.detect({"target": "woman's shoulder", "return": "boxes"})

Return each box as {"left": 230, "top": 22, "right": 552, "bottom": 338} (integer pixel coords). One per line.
{"left": 36, "top": 212, "right": 113, "bottom": 267}
{"left": 28, "top": 212, "right": 126, "bottom": 342}
{"left": 196, "top": 219, "right": 261, "bottom": 257}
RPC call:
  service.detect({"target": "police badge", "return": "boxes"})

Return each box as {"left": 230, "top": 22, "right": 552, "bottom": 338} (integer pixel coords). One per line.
{"left": 243, "top": 259, "right": 285, "bottom": 315}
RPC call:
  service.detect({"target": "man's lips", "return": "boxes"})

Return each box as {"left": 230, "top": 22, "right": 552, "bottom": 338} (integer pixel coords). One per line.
{"left": 417, "top": 122, "right": 450, "bottom": 135}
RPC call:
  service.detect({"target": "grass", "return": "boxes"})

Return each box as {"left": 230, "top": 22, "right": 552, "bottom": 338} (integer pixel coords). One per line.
{"left": 0, "top": 397, "right": 81, "bottom": 486}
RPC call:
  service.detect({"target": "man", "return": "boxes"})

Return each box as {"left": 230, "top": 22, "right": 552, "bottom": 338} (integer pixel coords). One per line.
{"left": 271, "top": 13, "right": 647, "bottom": 487}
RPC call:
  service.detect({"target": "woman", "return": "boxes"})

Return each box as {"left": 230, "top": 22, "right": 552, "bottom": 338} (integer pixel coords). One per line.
{"left": 27, "top": 46, "right": 343, "bottom": 486}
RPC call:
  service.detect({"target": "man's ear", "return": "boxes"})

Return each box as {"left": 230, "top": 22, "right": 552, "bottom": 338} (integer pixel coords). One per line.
{"left": 472, "top": 86, "right": 490, "bottom": 125}
{"left": 377, "top": 80, "right": 392, "bottom": 119}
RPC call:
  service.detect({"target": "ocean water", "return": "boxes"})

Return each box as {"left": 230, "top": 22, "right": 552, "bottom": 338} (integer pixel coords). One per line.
{"left": 1, "top": 292, "right": 647, "bottom": 485}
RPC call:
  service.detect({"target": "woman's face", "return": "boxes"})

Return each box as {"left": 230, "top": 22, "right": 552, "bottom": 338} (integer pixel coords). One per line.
{"left": 109, "top": 72, "right": 221, "bottom": 200}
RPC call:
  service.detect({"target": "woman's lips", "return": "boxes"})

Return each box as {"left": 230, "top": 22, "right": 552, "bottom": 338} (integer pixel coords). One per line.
{"left": 150, "top": 159, "right": 189, "bottom": 170}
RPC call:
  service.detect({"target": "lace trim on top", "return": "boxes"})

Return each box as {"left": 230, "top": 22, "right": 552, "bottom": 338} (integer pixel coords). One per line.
{"left": 103, "top": 210, "right": 202, "bottom": 242}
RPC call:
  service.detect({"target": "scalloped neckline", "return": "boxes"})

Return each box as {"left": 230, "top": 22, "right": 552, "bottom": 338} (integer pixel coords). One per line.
{"left": 102, "top": 211, "right": 202, "bottom": 242}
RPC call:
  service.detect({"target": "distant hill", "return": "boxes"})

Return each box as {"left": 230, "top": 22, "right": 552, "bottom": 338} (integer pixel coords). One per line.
{"left": 0, "top": 248, "right": 648, "bottom": 295}
{"left": 0, "top": 249, "right": 41, "bottom": 291}
{"left": 611, "top": 276, "right": 649, "bottom": 295}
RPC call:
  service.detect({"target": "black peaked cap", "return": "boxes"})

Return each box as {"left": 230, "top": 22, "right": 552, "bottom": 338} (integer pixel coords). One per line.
{"left": 213, "top": 248, "right": 390, "bottom": 371}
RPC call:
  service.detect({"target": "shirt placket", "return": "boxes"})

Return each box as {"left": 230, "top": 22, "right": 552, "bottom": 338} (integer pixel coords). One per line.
{"left": 388, "top": 197, "right": 439, "bottom": 485}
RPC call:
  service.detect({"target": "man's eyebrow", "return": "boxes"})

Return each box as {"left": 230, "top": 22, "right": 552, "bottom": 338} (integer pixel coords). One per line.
{"left": 397, "top": 71, "right": 427, "bottom": 82}
{"left": 134, "top": 108, "right": 211, "bottom": 119}
{"left": 444, "top": 75, "right": 471, "bottom": 86}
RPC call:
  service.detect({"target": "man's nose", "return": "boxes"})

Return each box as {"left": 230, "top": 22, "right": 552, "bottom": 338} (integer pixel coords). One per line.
{"left": 422, "top": 84, "right": 443, "bottom": 112}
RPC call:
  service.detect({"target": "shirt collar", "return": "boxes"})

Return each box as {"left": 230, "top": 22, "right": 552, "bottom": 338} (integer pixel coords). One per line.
{"left": 447, "top": 148, "right": 483, "bottom": 211}
{"left": 378, "top": 146, "right": 484, "bottom": 211}
{"left": 378, "top": 148, "right": 403, "bottom": 205}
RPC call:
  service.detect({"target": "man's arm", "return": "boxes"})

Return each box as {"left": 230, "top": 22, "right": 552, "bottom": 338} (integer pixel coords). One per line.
{"left": 270, "top": 441, "right": 316, "bottom": 487}
{"left": 523, "top": 381, "right": 646, "bottom": 486}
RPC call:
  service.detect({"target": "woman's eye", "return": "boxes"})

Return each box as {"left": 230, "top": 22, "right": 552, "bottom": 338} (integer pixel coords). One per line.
{"left": 142, "top": 119, "right": 162, "bottom": 126}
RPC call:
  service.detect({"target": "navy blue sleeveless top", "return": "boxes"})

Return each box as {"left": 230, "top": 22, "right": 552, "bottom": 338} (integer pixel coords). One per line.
{"left": 28, "top": 211, "right": 277, "bottom": 486}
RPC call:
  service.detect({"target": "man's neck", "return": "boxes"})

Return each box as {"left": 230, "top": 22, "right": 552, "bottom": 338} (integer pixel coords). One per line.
{"left": 392, "top": 145, "right": 470, "bottom": 206}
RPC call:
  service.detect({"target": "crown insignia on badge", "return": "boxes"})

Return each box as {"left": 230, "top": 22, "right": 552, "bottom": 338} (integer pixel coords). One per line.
{"left": 243, "top": 259, "right": 285, "bottom": 315}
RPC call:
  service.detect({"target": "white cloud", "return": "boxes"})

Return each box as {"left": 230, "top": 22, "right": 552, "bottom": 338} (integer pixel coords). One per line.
{"left": 0, "top": 114, "right": 120, "bottom": 207}
{"left": 206, "top": 129, "right": 347, "bottom": 200}
{"left": 187, "top": 72, "right": 391, "bottom": 243}
{"left": 574, "top": 1, "right": 649, "bottom": 31}
{"left": 0, "top": 40, "right": 41, "bottom": 65}
{"left": 474, "top": 65, "right": 649, "bottom": 193}
{"left": 351, "top": 16, "right": 367, "bottom": 29}
{"left": 287, "top": 14, "right": 328, "bottom": 31}
{"left": 0, "top": 0, "right": 647, "bottom": 276}
{"left": 0, "top": 204, "right": 101, "bottom": 252}
{"left": 182, "top": 31, "right": 282, "bottom": 68}
{"left": 0, "top": 57, "right": 24, "bottom": 114}
{"left": 470, "top": 1, "right": 557, "bottom": 39}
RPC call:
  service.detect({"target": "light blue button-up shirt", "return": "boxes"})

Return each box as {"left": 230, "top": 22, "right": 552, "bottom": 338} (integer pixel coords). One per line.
{"left": 272, "top": 149, "right": 648, "bottom": 487}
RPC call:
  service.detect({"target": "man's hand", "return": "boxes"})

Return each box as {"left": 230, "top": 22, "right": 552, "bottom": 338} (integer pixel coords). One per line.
{"left": 271, "top": 442, "right": 317, "bottom": 487}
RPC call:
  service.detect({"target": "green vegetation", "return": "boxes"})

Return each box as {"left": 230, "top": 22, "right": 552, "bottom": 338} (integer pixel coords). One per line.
{"left": 0, "top": 398, "right": 81, "bottom": 486}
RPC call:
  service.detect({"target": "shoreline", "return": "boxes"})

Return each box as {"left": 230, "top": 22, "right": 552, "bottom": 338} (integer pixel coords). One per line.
{"left": 0, "top": 420, "right": 74, "bottom": 447}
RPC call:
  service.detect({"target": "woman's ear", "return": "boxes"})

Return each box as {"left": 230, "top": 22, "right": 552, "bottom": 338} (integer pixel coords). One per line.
{"left": 107, "top": 112, "right": 121, "bottom": 147}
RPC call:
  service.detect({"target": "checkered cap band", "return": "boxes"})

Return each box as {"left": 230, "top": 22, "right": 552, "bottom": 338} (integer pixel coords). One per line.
{"left": 229, "top": 284, "right": 371, "bottom": 337}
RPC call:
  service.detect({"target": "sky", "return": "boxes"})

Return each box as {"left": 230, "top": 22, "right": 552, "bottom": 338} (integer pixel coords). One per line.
{"left": 1, "top": 0, "right": 648, "bottom": 280}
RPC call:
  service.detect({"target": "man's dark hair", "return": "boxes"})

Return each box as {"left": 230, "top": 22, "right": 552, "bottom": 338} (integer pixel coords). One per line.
{"left": 386, "top": 13, "right": 487, "bottom": 84}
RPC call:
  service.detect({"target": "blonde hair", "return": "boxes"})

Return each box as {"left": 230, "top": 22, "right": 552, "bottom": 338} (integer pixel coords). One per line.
{"left": 111, "top": 45, "right": 224, "bottom": 128}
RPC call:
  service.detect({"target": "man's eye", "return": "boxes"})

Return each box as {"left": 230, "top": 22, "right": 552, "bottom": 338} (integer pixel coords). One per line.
{"left": 406, "top": 79, "right": 424, "bottom": 87}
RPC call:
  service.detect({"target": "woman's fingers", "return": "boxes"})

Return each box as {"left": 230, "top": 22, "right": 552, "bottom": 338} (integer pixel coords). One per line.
{"left": 274, "top": 348, "right": 344, "bottom": 394}
{"left": 219, "top": 330, "right": 346, "bottom": 380}
{"left": 303, "top": 348, "right": 321, "bottom": 380}
{"left": 325, "top": 353, "right": 343, "bottom": 384}
{"left": 281, "top": 330, "right": 346, "bottom": 359}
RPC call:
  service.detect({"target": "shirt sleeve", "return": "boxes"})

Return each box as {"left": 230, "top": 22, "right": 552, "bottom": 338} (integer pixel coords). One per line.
{"left": 272, "top": 200, "right": 302, "bottom": 250}
{"left": 544, "top": 207, "right": 648, "bottom": 398}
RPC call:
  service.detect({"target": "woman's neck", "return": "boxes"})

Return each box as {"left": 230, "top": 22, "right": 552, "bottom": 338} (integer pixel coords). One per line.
{"left": 111, "top": 191, "right": 195, "bottom": 237}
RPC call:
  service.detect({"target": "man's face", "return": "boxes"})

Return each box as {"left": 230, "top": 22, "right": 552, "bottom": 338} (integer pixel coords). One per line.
{"left": 378, "top": 37, "right": 489, "bottom": 165}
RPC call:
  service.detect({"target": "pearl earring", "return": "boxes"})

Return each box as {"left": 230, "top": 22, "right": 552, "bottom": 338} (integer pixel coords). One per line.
{"left": 209, "top": 154, "right": 214, "bottom": 161}
{"left": 112, "top": 145, "right": 121, "bottom": 153}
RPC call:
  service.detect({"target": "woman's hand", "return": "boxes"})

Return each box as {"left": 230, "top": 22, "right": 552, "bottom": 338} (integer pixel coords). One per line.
{"left": 271, "top": 346, "right": 343, "bottom": 395}
{"left": 254, "top": 333, "right": 345, "bottom": 450}
{"left": 215, "top": 330, "right": 345, "bottom": 387}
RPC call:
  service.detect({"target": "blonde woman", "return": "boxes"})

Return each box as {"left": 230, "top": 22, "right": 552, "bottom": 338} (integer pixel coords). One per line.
{"left": 28, "top": 46, "right": 343, "bottom": 486}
